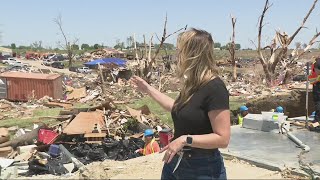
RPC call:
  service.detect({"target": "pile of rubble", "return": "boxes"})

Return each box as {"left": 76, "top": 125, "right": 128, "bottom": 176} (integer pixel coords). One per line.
{"left": 0, "top": 99, "right": 33, "bottom": 121}
{"left": 80, "top": 48, "right": 126, "bottom": 62}
{"left": 0, "top": 100, "right": 171, "bottom": 179}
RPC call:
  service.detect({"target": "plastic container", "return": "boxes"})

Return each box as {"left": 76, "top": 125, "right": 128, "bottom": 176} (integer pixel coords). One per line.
{"left": 48, "top": 144, "right": 60, "bottom": 157}
{"left": 38, "top": 129, "right": 59, "bottom": 144}
{"left": 159, "top": 129, "right": 173, "bottom": 147}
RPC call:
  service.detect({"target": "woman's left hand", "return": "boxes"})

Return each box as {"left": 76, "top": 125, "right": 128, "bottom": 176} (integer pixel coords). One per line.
{"left": 160, "top": 135, "right": 186, "bottom": 163}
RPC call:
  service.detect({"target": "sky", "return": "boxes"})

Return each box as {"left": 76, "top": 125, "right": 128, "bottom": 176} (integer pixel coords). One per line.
{"left": 0, "top": 0, "right": 319, "bottom": 49}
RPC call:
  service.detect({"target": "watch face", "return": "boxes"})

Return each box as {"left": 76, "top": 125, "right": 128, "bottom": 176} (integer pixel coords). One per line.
{"left": 187, "top": 136, "right": 192, "bottom": 145}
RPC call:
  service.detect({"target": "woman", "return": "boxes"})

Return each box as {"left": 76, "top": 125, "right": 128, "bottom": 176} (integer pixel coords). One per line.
{"left": 131, "top": 28, "right": 230, "bottom": 179}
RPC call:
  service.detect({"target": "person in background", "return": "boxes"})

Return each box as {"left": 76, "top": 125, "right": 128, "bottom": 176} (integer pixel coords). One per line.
{"left": 275, "top": 106, "right": 284, "bottom": 113}
{"left": 308, "top": 57, "right": 320, "bottom": 124}
{"left": 238, "top": 106, "right": 249, "bottom": 125}
{"left": 135, "top": 129, "right": 160, "bottom": 156}
{"left": 131, "top": 28, "right": 230, "bottom": 179}
{"left": 310, "top": 111, "right": 316, "bottom": 118}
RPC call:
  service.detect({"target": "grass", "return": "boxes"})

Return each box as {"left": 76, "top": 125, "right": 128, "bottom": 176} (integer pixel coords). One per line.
{"left": 73, "top": 103, "right": 91, "bottom": 108}
{"left": 1, "top": 117, "right": 58, "bottom": 129}
{"left": 1, "top": 108, "right": 62, "bottom": 129}
{"left": 128, "top": 92, "right": 178, "bottom": 127}
{"left": 33, "top": 108, "right": 62, "bottom": 117}
{"left": 0, "top": 93, "right": 246, "bottom": 130}
{"left": 128, "top": 93, "right": 246, "bottom": 128}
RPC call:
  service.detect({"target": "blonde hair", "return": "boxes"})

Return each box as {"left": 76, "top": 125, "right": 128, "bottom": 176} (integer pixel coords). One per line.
{"left": 174, "top": 28, "right": 218, "bottom": 110}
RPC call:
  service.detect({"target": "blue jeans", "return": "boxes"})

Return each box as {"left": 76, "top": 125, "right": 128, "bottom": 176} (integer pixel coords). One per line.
{"left": 161, "top": 150, "right": 226, "bottom": 180}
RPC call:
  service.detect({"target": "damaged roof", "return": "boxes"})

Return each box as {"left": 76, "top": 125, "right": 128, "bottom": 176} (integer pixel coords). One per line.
{"left": 0, "top": 72, "right": 61, "bottom": 80}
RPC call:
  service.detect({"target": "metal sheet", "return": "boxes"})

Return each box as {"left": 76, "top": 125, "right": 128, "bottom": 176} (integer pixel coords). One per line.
{"left": 0, "top": 72, "right": 60, "bottom": 80}
{"left": 0, "top": 72, "right": 62, "bottom": 101}
{"left": 0, "top": 78, "right": 7, "bottom": 99}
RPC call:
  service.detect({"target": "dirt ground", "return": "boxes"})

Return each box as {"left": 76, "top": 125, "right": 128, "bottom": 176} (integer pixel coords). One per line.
{"left": 79, "top": 153, "right": 283, "bottom": 179}
{"left": 14, "top": 152, "right": 286, "bottom": 179}
{"left": 20, "top": 152, "right": 285, "bottom": 179}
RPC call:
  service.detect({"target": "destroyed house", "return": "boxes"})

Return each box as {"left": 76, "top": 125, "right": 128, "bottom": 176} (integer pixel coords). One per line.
{"left": 0, "top": 72, "right": 63, "bottom": 101}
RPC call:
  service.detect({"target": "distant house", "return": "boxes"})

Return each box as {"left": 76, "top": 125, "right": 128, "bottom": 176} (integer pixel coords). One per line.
{"left": 91, "top": 48, "right": 126, "bottom": 59}
{"left": 0, "top": 47, "right": 13, "bottom": 56}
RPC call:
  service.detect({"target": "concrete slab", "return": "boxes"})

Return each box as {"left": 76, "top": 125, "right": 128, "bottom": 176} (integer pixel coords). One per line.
{"left": 243, "top": 114, "right": 279, "bottom": 132}
{"left": 221, "top": 125, "right": 320, "bottom": 175}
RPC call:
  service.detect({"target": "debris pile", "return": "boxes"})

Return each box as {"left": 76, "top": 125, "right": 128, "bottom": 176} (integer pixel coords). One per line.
{"left": 80, "top": 48, "right": 126, "bottom": 62}
{"left": 0, "top": 100, "right": 25, "bottom": 120}
{"left": 0, "top": 100, "right": 170, "bottom": 179}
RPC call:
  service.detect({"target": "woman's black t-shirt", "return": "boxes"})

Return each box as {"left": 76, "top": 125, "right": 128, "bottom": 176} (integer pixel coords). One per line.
{"left": 171, "top": 77, "right": 229, "bottom": 139}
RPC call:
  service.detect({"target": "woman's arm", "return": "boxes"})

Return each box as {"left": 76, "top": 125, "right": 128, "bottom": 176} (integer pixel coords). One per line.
{"left": 131, "top": 76, "right": 175, "bottom": 112}
{"left": 146, "top": 84, "right": 175, "bottom": 112}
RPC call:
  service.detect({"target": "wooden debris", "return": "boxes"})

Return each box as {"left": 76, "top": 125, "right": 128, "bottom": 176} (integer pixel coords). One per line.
{"left": 7, "top": 150, "right": 18, "bottom": 159}
{"left": 67, "top": 87, "right": 87, "bottom": 100}
{"left": 0, "top": 146, "right": 13, "bottom": 157}
{"left": 309, "top": 122, "right": 319, "bottom": 128}
{"left": 84, "top": 133, "right": 106, "bottom": 144}
{"left": 14, "top": 151, "right": 33, "bottom": 162}
{"left": 0, "top": 136, "right": 10, "bottom": 144}
{"left": 0, "top": 128, "right": 9, "bottom": 137}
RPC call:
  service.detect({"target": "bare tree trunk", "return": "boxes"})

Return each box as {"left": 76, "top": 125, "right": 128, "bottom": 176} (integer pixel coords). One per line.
{"left": 148, "top": 35, "right": 153, "bottom": 62}
{"left": 261, "top": 60, "right": 273, "bottom": 84}
{"left": 53, "top": 14, "right": 78, "bottom": 68}
{"left": 0, "top": 126, "right": 45, "bottom": 148}
{"left": 229, "top": 15, "right": 237, "bottom": 82}
{"left": 143, "top": 34, "right": 147, "bottom": 59}
{"left": 98, "top": 63, "right": 106, "bottom": 94}
{"left": 67, "top": 42, "right": 73, "bottom": 67}
{"left": 133, "top": 33, "right": 139, "bottom": 61}
{"left": 151, "top": 14, "right": 187, "bottom": 65}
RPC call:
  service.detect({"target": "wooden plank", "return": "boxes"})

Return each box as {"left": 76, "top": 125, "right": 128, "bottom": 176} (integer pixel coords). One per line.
{"left": 0, "top": 146, "right": 12, "bottom": 157}
{"left": 84, "top": 133, "right": 106, "bottom": 138}
{"left": 310, "top": 122, "right": 319, "bottom": 128}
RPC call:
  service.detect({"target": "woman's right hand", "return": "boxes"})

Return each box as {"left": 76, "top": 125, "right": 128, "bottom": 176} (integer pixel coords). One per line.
{"left": 130, "top": 76, "right": 151, "bottom": 94}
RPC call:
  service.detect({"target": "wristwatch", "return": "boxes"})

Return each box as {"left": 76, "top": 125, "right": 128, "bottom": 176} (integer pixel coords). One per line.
{"left": 186, "top": 135, "right": 193, "bottom": 146}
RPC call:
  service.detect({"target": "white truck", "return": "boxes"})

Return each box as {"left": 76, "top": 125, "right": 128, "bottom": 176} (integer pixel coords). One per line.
{"left": 77, "top": 67, "right": 92, "bottom": 73}
{"left": 12, "top": 61, "right": 28, "bottom": 67}
{"left": 2, "top": 58, "right": 16, "bottom": 64}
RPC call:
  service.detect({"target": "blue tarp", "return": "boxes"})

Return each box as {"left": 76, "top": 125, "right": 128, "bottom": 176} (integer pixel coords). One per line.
{"left": 84, "top": 58, "right": 127, "bottom": 66}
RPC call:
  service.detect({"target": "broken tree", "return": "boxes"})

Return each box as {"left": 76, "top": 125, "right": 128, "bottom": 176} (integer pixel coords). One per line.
{"left": 228, "top": 15, "right": 237, "bottom": 82}
{"left": 140, "top": 14, "right": 186, "bottom": 80}
{"left": 54, "top": 14, "right": 79, "bottom": 67}
{"left": 255, "top": 0, "right": 320, "bottom": 85}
